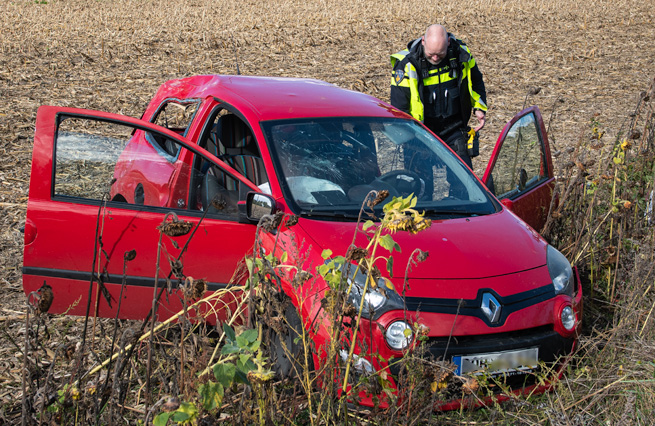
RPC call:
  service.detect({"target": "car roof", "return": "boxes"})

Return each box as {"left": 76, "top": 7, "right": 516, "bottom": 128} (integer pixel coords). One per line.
{"left": 152, "top": 75, "right": 403, "bottom": 121}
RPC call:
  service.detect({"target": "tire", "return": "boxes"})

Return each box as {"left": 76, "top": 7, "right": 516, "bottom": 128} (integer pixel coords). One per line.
{"left": 270, "top": 302, "right": 312, "bottom": 379}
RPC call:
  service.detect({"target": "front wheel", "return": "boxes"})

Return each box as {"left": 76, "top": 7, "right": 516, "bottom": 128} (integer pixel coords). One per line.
{"left": 266, "top": 299, "right": 313, "bottom": 379}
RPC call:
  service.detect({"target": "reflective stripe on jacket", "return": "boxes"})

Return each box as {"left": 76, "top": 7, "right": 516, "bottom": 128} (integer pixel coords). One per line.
{"left": 390, "top": 35, "right": 487, "bottom": 125}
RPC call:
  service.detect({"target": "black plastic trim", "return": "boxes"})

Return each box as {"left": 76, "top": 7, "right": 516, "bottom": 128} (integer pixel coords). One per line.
{"left": 403, "top": 284, "right": 555, "bottom": 327}
{"left": 22, "top": 266, "right": 228, "bottom": 291}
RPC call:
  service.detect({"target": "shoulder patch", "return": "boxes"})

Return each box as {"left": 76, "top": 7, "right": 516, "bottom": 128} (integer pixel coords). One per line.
{"left": 394, "top": 69, "right": 405, "bottom": 84}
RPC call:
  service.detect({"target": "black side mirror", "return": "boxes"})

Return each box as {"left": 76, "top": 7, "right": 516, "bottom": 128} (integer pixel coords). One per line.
{"left": 243, "top": 192, "right": 276, "bottom": 222}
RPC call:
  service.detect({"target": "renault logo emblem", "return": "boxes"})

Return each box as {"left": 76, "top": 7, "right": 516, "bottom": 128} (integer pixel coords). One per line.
{"left": 481, "top": 293, "right": 501, "bottom": 323}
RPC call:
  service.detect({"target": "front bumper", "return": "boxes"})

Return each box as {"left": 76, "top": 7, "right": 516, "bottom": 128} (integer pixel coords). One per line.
{"left": 343, "top": 273, "right": 583, "bottom": 409}
{"left": 390, "top": 325, "right": 575, "bottom": 392}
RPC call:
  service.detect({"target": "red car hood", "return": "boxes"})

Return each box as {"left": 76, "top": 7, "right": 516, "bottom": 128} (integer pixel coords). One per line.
{"left": 296, "top": 209, "right": 547, "bottom": 280}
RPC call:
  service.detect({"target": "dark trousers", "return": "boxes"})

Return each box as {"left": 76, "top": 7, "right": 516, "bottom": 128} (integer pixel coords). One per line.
{"left": 423, "top": 117, "right": 472, "bottom": 168}
{"left": 439, "top": 127, "right": 472, "bottom": 168}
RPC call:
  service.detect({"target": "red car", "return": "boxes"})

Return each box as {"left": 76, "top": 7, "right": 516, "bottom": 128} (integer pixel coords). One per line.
{"left": 23, "top": 75, "right": 582, "bottom": 404}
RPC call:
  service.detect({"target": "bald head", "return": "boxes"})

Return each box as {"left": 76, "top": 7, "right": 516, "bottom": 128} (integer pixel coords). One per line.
{"left": 422, "top": 24, "right": 448, "bottom": 65}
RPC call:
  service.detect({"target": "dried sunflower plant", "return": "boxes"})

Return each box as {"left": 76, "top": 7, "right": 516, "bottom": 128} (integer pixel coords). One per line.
{"left": 17, "top": 79, "right": 655, "bottom": 425}
{"left": 536, "top": 78, "right": 655, "bottom": 424}
{"left": 236, "top": 190, "right": 495, "bottom": 425}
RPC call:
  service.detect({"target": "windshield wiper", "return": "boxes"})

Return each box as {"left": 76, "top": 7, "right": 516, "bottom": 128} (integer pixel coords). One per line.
{"left": 299, "top": 209, "right": 361, "bottom": 220}
{"left": 422, "top": 208, "right": 486, "bottom": 217}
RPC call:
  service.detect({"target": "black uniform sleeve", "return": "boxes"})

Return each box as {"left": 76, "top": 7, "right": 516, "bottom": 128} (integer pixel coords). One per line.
{"left": 469, "top": 63, "right": 487, "bottom": 106}
{"left": 390, "top": 84, "right": 411, "bottom": 114}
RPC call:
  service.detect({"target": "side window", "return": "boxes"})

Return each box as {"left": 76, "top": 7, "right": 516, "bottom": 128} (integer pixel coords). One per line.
{"left": 199, "top": 109, "right": 268, "bottom": 191}
{"left": 54, "top": 118, "right": 130, "bottom": 200}
{"left": 488, "top": 113, "right": 547, "bottom": 199}
{"left": 148, "top": 100, "right": 200, "bottom": 157}
{"left": 152, "top": 100, "right": 200, "bottom": 133}
{"left": 53, "top": 116, "right": 240, "bottom": 218}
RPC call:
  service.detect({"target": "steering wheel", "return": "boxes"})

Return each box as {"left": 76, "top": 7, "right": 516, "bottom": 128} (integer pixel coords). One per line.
{"left": 372, "top": 169, "right": 424, "bottom": 198}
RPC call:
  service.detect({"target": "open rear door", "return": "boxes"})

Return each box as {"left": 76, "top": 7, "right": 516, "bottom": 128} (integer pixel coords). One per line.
{"left": 482, "top": 106, "right": 555, "bottom": 232}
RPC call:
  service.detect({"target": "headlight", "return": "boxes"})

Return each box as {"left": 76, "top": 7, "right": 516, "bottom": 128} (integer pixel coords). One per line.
{"left": 344, "top": 263, "right": 403, "bottom": 318}
{"left": 386, "top": 321, "right": 413, "bottom": 350}
{"left": 547, "top": 245, "right": 574, "bottom": 296}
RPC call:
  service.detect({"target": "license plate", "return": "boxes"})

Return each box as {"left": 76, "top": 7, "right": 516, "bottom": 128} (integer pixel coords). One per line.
{"left": 453, "top": 347, "right": 539, "bottom": 376}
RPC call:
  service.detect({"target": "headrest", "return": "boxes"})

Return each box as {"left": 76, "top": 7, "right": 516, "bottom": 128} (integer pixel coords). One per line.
{"left": 216, "top": 114, "right": 251, "bottom": 149}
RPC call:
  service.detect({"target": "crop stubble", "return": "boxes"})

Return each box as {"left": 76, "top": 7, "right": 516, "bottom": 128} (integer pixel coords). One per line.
{"left": 0, "top": 0, "right": 653, "bottom": 411}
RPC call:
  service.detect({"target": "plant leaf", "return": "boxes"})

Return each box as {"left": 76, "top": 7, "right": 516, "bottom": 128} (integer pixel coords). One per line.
{"left": 234, "top": 369, "right": 250, "bottom": 385}
{"left": 238, "top": 354, "right": 256, "bottom": 373}
{"left": 223, "top": 323, "right": 236, "bottom": 343}
{"left": 386, "top": 256, "right": 394, "bottom": 278}
{"left": 239, "top": 328, "right": 259, "bottom": 345}
{"left": 153, "top": 412, "right": 174, "bottom": 426}
{"left": 220, "top": 344, "right": 240, "bottom": 355}
{"left": 199, "top": 381, "right": 224, "bottom": 411}
{"left": 379, "top": 234, "right": 399, "bottom": 253}
{"left": 213, "top": 363, "right": 236, "bottom": 388}
{"left": 250, "top": 339, "right": 261, "bottom": 352}
{"left": 383, "top": 277, "right": 395, "bottom": 290}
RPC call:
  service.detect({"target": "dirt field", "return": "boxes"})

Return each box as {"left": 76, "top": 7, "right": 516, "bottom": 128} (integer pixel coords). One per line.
{"left": 1, "top": 0, "right": 654, "bottom": 420}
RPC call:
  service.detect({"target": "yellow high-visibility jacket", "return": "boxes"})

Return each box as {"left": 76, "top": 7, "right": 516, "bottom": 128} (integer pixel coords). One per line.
{"left": 390, "top": 35, "right": 487, "bottom": 129}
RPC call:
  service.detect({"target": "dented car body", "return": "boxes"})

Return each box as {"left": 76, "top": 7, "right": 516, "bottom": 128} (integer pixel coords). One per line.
{"left": 23, "top": 75, "right": 582, "bottom": 406}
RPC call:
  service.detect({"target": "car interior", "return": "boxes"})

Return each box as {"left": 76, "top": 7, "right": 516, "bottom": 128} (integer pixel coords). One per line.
{"left": 196, "top": 111, "right": 267, "bottom": 216}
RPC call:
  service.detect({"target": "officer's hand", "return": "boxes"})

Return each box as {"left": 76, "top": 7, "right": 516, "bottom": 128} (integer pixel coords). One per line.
{"left": 473, "top": 110, "right": 486, "bottom": 132}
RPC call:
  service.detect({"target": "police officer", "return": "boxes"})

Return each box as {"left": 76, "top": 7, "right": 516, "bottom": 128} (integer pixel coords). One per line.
{"left": 390, "top": 24, "right": 487, "bottom": 168}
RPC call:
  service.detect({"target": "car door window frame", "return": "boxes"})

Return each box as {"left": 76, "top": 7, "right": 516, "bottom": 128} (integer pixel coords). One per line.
{"left": 50, "top": 110, "right": 261, "bottom": 219}
{"left": 482, "top": 106, "right": 553, "bottom": 200}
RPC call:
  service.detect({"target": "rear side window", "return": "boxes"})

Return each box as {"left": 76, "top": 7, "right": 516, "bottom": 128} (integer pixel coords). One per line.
{"left": 148, "top": 100, "right": 200, "bottom": 157}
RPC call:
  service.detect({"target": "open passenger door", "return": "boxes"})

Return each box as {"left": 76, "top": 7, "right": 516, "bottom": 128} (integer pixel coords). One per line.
{"left": 482, "top": 106, "right": 555, "bottom": 232}
{"left": 23, "top": 106, "right": 260, "bottom": 321}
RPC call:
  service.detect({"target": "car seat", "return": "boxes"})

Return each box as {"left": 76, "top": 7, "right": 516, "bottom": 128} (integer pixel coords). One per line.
{"left": 213, "top": 114, "right": 267, "bottom": 187}
{"left": 199, "top": 171, "right": 238, "bottom": 215}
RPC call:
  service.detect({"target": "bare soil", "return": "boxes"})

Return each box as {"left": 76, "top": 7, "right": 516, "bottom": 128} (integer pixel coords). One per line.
{"left": 0, "top": 0, "right": 654, "bottom": 419}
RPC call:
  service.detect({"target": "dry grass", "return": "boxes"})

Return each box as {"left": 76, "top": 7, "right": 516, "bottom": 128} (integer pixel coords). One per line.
{"left": 1, "top": 0, "right": 655, "bottom": 423}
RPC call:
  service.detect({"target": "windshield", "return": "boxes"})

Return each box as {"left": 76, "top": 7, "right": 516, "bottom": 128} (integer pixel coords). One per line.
{"left": 262, "top": 117, "right": 498, "bottom": 219}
